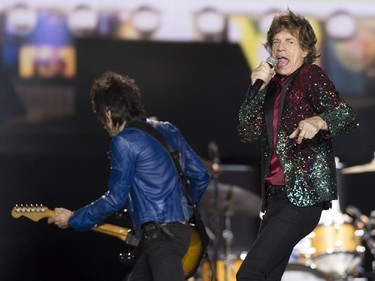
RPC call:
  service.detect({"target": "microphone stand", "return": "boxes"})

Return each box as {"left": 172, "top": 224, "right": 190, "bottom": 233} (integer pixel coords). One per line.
{"left": 208, "top": 141, "right": 221, "bottom": 281}
{"left": 210, "top": 164, "right": 220, "bottom": 281}
{"left": 222, "top": 188, "right": 234, "bottom": 281}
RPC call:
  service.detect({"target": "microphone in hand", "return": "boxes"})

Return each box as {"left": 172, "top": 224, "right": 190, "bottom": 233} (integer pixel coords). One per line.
{"left": 252, "top": 56, "right": 277, "bottom": 93}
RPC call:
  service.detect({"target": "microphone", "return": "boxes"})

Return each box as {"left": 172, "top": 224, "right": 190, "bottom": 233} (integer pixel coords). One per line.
{"left": 251, "top": 56, "right": 277, "bottom": 95}
{"left": 208, "top": 141, "right": 220, "bottom": 173}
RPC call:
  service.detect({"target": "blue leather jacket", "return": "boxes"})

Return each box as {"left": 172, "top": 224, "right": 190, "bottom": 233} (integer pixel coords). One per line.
{"left": 69, "top": 119, "right": 209, "bottom": 235}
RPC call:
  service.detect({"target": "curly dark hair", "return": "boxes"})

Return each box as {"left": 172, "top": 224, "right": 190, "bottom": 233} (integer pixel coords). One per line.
{"left": 265, "top": 9, "right": 320, "bottom": 65}
{"left": 90, "top": 71, "right": 147, "bottom": 126}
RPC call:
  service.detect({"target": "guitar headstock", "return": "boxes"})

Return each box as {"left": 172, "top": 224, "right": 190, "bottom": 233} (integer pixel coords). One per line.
{"left": 11, "top": 204, "right": 53, "bottom": 221}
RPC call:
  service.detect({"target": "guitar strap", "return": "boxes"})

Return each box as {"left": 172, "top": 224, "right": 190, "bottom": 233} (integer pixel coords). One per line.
{"left": 128, "top": 119, "right": 194, "bottom": 205}
{"left": 128, "top": 119, "right": 210, "bottom": 251}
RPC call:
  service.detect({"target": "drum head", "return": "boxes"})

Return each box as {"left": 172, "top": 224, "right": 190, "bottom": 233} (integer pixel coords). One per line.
{"left": 313, "top": 252, "right": 363, "bottom": 277}
{"left": 282, "top": 263, "right": 328, "bottom": 281}
{"left": 310, "top": 223, "right": 364, "bottom": 277}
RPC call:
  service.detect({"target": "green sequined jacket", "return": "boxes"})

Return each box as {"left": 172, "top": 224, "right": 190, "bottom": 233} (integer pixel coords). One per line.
{"left": 238, "top": 64, "right": 359, "bottom": 210}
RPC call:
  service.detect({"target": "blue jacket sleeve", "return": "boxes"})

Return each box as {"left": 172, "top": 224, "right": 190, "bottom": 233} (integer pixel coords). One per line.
{"left": 69, "top": 138, "right": 133, "bottom": 231}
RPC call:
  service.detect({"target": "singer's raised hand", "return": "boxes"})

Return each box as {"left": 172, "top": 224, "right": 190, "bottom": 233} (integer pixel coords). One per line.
{"left": 251, "top": 60, "right": 276, "bottom": 91}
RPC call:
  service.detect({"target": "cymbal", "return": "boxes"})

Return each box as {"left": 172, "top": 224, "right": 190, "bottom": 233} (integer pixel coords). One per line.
{"left": 341, "top": 159, "right": 375, "bottom": 174}
{"left": 200, "top": 182, "right": 261, "bottom": 218}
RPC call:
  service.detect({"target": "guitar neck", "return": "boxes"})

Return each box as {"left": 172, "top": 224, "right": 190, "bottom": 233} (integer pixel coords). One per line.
{"left": 92, "top": 223, "right": 129, "bottom": 241}
{"left": 44, "top": 209, "right": 131, "bottom": 241}
{"left": 11, "top": 204, "right": 138, "bottom": 246}
{"left": 12, "top": 204, "right": 201, "bottom": 278}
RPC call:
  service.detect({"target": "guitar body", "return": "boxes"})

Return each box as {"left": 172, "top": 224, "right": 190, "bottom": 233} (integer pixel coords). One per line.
{"left": 121, "top": 225, "right": 204, "bottom": 279}
{"left": 11, "top": 204, "right": 204, "bottom": 279}
{"left": 183, "top": 226, "right": 204, "bottom": 279}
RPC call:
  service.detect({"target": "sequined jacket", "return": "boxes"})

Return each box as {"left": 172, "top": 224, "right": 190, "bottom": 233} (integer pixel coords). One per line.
{"left": 69, "top": 119, "right": 209, "bottom": 235}
{"left": 238, "top": 64, "right": 358, "bottom": 210}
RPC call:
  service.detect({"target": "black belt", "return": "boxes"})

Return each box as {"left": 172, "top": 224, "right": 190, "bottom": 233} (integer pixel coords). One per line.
{"left": 265, "top": 184, "right": 285, "bottom": 196}
{"left": 141, "top": 222, "right": 175, "bottom": 239}
{"left": 142, "top": 222, "right": 162, "bottom": 232}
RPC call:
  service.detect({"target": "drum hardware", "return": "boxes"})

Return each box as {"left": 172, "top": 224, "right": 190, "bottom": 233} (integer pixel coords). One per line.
{"left": 202, "top": 256, "right": 242, "bottom": 281}
{"left": 201, "top": 143, "right": 262, "bottom": 281}
{"left": 205, "top": 141, "right": 225, "bottom": 281}
{"left": 346, "top": 205, "right": 375, "bottom": 281}
{"left": 282, "top": 263, "right": 329, "bottom": 281}
{"left": 201, "top": 180, "right": 261, "bottom": 281}
{"left": 341, "top": 152, "right": 375, "bottom": 174}
{"left": 207, "top": 154, "right": 221, "bottom": 281}
{"left": 203, "top": 180, "right": 245, "bottom": 281}
{"left": 222, "top": 190, "right": 235, "bottom": 281}
{"left": 289, "top": 232, "right": 315, "bottom": 265}
{"left": 200, "top": 181, "right": 262, "bottom": 218}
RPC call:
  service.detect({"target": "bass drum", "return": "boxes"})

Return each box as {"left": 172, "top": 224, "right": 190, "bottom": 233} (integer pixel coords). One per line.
{"left": 310, "top": 223, "right": 364, "bottom": 277}
{"left": 281, "top": 264, "right": 328, "bottom": 281}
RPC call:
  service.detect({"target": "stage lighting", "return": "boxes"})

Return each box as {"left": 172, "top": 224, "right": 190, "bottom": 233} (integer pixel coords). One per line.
{"left": 132, "top": 6, "right": 161, "bottom": 39}
{"left": 195, "top": 7, "right": 226, "bottom": 42}
{"left": 5, "top": 3, "right": 38, "bottom": 36}
{"left": 326, "top": 12, "right": 357, "bottom": 40}
{"left": 67, "top": 5, "right": 99, "bottom": 37}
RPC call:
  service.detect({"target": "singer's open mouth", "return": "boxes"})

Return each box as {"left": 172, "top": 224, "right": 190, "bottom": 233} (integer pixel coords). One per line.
{"left": 277, "top": 57, "right": 289, "bottom": 68}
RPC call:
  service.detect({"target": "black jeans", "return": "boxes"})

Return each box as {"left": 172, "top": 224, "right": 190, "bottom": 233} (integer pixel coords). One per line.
{"left": 236, "top": 190, "right": 323, "bottom": 281}
{"left": 127, "top": 222, "right": 191, "bottom": 281}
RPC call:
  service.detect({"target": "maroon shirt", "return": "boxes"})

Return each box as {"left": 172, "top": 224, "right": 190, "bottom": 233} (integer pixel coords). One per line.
{"left": 265, "top": 77, "right": 285, "bottom": 186}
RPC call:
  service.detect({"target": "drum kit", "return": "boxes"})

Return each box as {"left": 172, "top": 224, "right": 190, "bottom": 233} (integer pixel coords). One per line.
{"left": 282, "top": 156, "right": 375, "bottom": 281}
{"left": 197, "top": 155, "right": 262, "bottom": 281}
{"left": 285, "top": 200, "right": 367, "bottom": 281}
{"left": 193, "top": 154, "right": 375, "bottom": 281}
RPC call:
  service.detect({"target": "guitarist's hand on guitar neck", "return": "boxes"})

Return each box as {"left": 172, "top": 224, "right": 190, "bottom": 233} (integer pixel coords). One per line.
{"left": 47, "top": 207, "right": 73, "bottom": 229}
{"left": 12, "top": 204, "right": 205, "bottom": 279}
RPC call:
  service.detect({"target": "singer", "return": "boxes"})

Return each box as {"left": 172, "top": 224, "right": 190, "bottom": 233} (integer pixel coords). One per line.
{"left": 237, "top": 9, "right": 359, "bottom": 281}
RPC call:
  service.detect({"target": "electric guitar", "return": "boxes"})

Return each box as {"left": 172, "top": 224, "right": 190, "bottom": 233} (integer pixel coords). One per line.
{"left": 11, "top": 204, "right": 204, "bottom": 279}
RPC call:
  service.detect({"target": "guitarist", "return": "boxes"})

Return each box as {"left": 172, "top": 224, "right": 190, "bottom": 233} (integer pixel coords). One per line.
{"left": 47, "top": 71, "right": 210, "bottom": 281}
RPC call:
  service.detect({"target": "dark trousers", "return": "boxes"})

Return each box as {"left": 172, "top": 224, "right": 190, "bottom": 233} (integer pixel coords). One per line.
{"left": 236, "top": 190, "right": 323, "bottom": 281}
{"left": 127, "top": 222, "right": 191, "bottom": 281}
